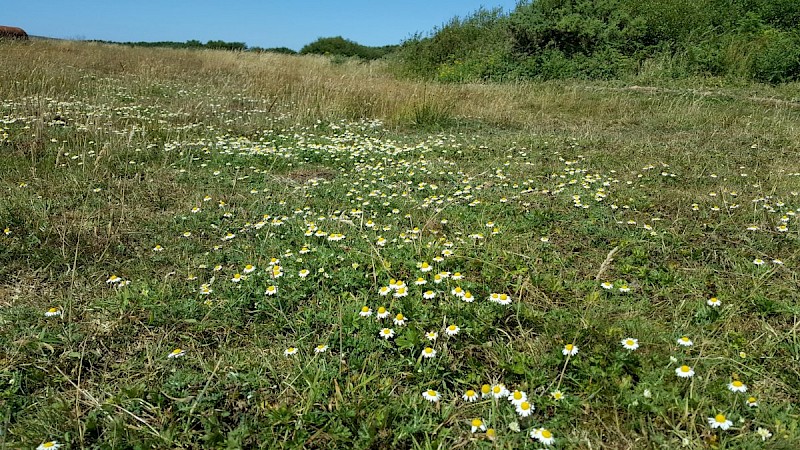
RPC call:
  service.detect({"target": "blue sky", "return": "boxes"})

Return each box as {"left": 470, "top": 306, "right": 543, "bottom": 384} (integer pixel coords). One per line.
{"left": 4, "top": 1, "right": 519, "bottom": 50}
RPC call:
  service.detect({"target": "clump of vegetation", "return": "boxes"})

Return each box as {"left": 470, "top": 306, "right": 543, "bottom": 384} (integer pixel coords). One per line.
{"left": 96, "top": 39, "right": 249, "bottom": 51}
{"left": 300, "top": 36, "right": 398, "bottom": 60}
{"left": 394, "top": 0, "right": 800, "bottom": 83}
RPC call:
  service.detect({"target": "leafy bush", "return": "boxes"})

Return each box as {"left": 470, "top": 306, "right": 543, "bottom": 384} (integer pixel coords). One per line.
{"left": 392, "top": 0, "right": 800, "bottom": 83}
{"left": 299, "top": 36, "right": 396, "bottom": 60}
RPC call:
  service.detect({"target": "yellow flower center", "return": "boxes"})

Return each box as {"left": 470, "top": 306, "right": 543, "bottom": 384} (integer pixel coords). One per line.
{"left": 377, "top": 307, "right": 386, "bottom": 314}
{"left": 732, "top": 381, "right": 743, "bottom": 387}
{"left": 492, "top": 386, "right": 501, "bottom": 393}
{"left": 471, "top": 418, "right": 482, "bottom": 427}
{"left": 48, "top": 308, "right": 58, "bottom": 313}
{"left": 486, "top": 428, "right": 496, "bottom": 437}
{"left": 361, "top": 306, "right": 369, "bottom": 313}
{"left": 748, "top": 397, "right": 757, "bottom": 403}
{"left": 172, "top": 348, "right": 182, "bottom": 354}
{"left": 680, "top": 365, "right": 690, "bottom": 372}
{"left": 715, "top": 414, "right": 726, "bottom": 423}
{"left": 481, "top": 384, "right": 490, "bottom": 394}
{"left": 424, "top": 347, "right": 433, "bottom": 353}
{"left": 448, "top": 325, "right": 456, "bottom": 331}
{"left": 513, "top": 392, "right": 522, "bottom": 400}
{"left": 565, "top": 344, "right": 574, "bottom": 351}
{"left": 466, "top": 390, "right": 475, "bottom": 397}
{"left": 396, "top": 314, "right": 404, "bottom": 320}
{"left": 43, "top": 443, "right": 55, "bottom": 448}
{"left": 520, "top": 401, "right": 530, "bottom": 410}
{"left": 541, "top": 430, "right": 552, "bottom": 439}
{"left": 626, "top": 339, "right": 635, "bottom": 346}
{"left": 427, "top": 390, "right": 436, "bottom": 397}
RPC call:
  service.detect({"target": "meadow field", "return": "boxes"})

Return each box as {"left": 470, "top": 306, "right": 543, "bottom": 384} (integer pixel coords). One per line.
{"left": 1, "top": 40, "right": 799, "bottom": 449}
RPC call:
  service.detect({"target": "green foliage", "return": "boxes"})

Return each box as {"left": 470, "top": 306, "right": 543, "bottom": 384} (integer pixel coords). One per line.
{"left": 250, "top": 46, "right": 298, "bottom": 55}
{"left": 393, "top": 0, "right": 800, "bottom": 83}
{"left": 99, "top": 39, "right": 248, "bottom": 51}
{"left": 299, "top": 36, "right": 397, "bottom": 60}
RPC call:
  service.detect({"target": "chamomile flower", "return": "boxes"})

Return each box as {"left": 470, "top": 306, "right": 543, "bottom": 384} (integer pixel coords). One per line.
{"left": 490, "top": 293, "right": 512, "bottom": 305}
{"left": 359, "top": 306, "right": 372, "bottom": 317}
{"left": 393, "top": 286, "right": 408, "bottom": 298}
{"left": 314, "top": 344, "right": 329, "bottom": 354}
{"left": 470, "top": 418, "right": 486, "bottom": 433}
{"left": 746, "top": 396, "right": 758, "bottom": 407}
{"left": 298, "top": 269, "right": 310, "bottom": 278}
{"left": 562, "top": 344, "right": 578, "bottom": 356}
{"left": 231, "top": 273, "right": 243, "bottom": 282}
{"left": 379, "top": 328, "right": 395, "bottom": 339}
{"left": 551, "top": 390, "right": 565, "bottom": 401}
{"left": 445, "top": 324, "right": 460, "bottom": 336}
{"left": 516, "top": 401, "right": 534, "bottom": 417}
{"left": 676, "top": 365, "right": 695, "bottom": 378}
{"left": 423, "top": 290, "right": 436, "bottom": 299}
{"left": 756, "top": 427, "right": 772, "bottom": 441}
{"left": 728, "top": 380, "right": 747, "bottom": 393}
{"left": 167, "top": 348, "right": 185, "bottom": 359}
{"left": 106, "top": 274, "right": 122, "bottom": 284}
{"left": 451, "top": 286, "right": 465, "bottom": 298}
{"left": 753, "top": 258, "right": 765, "bottom": 266}
{"left": 708, "top": 413, "right": 733, "bottom": 430}
{"left": 451, "top": 272, "right": 464, "bottom": 280}
{"left": 199, "top": 284, "right": 213, "bottom": 295}
{"left": 393, "top": 313, "right": 407, "bottom": 326}
{"left": 44, "top": 307, "right": 61, "bottom": 317}
{"left": 491, "top": 384, "right": 509, "bottom": 399}
{"left": 618, "top": 284, "right": 631, "bottom": 293}
{"left": 481, "top": 384, "right": 492, "bottom": 398}
{"left": 421, "top": 347, "right": 437, "bottom": 358}
{"left": 378, "top": 286, "right": 391, "bottom": 296}
{"left": 508, "top": 390, "right": 527, "bottom": 406}
{"left": 36, "top": 441, "right": 61, "bottom": 450}
{"left": 531, "top": 428, "right": 555, "bottom": 445}
{"left": 422, "top": 389, "right": 440, "bottom": 402}
{"left": 418, "top": 261, "right": 433, "bottom": 272}
{"left": 243, "top": 264, "right": 256, "bottom": 274}
{"left": 463, "top": 390, "right": 478, "bottom": 402}
{"left": 284, "top": 347, "right": 298, "bottom": 357}
{"left": 265, "top": 285, "right": 277, "bottom": 295}
{"left": 414, "top": 277, "right": 427, "bottom": 286}
{"left": 677, "top": 336, "right": 693, "bottom": 347}
{"left": 601, "top": 282, "right": 614, "bottom": 290}
{"left": 152, "top": 244, "right": 164, "bottom": 252}
{"left": 462, "top": 291, "right": 475, "bottom": 302}
{"left": 621, "top": 338, "right": 639, "bottom": 350}
{"left": 425, "top": 331, "right": 438, "bottom": 341}
{"left": 707, "top": 297, "right": 721, "bottom": 307}
{"left": 376, "top": 306, "right": 389, "bottom": 319}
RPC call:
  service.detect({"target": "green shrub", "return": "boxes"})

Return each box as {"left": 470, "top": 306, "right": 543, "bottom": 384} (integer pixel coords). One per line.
{"left": 300, "top": 36, "right": 396, "bottom": 60}
{"left": 750, "top": 29, "right": 800, "bottom": 83}
{"left": 392, "top": 0, "right": 800, "bottom": 83}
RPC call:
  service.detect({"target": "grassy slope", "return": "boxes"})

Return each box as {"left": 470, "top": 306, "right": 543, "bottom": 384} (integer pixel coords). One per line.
{"left": 1, "top": 40, "right": 799, "bottom": 449}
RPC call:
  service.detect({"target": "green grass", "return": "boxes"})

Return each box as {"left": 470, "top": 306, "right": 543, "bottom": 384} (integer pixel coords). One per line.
{"left": 1, "top": 40, "right": 799, "bottom": 449}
